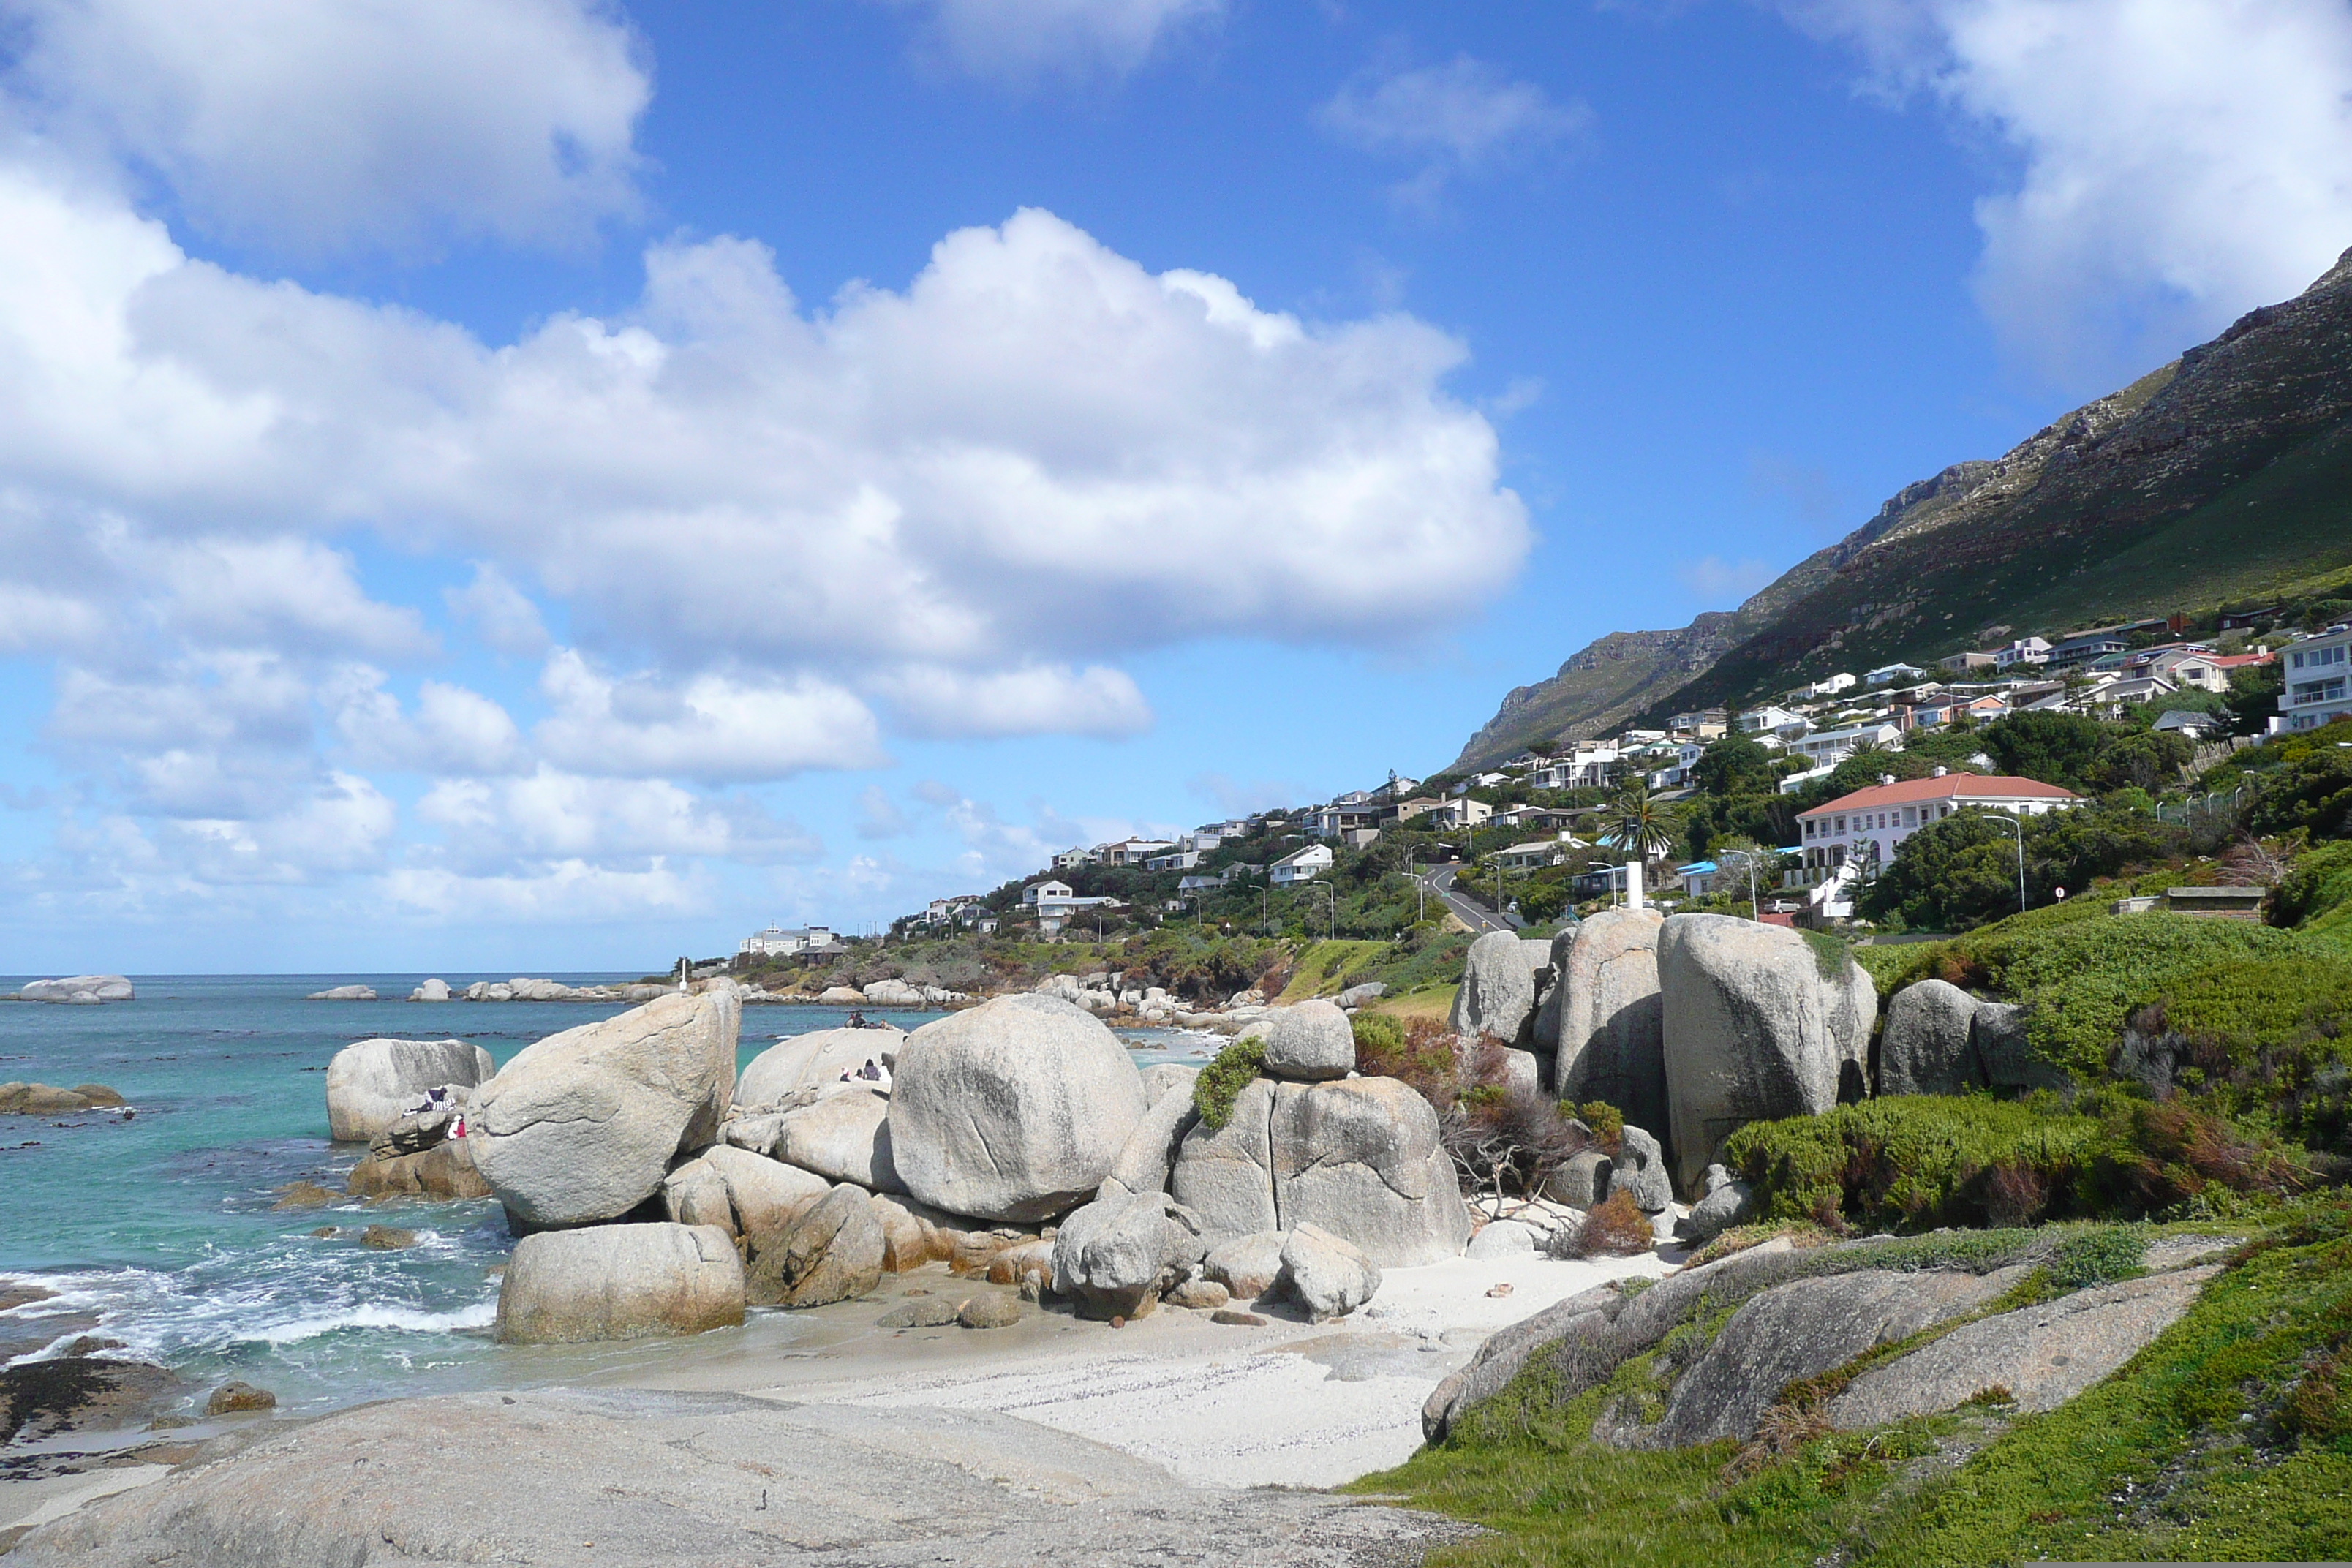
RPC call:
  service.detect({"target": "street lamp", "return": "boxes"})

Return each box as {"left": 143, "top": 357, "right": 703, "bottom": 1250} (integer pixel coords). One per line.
{"left": 1987, "top": 812, "right": 2028, "bottom": 916}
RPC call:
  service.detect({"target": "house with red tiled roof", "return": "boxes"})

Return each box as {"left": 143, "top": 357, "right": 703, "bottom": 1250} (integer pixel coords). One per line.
{"left": 1788, "top": 769, "right": 2081, "bottom": 921}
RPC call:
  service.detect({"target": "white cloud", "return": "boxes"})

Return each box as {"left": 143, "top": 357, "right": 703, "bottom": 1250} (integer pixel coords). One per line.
{"left": 1319, "top": 56, "right": 1591, "bottom": 208}
{"left": 445, "top": 563, "right": 552, "bottom": 658}
{"left": 888, "top": 0, "right": 1223, "bottom": 80}
{"left": 1781, "top": 0, "right": 2352, "bottom": 382}
{"left": 1186, "top": 771, "right": 1300, "bottom": 817}
{"left": 385, "top": 857, "right": 710, "bottom": 922}
{"left": 160, "top": 770, "right": 396, "bottom": 883}
{"left": 328, "top": 669, "right": 534, "bottom": 777}
{"left": 4, "top": 0, "right": 649, "bottom": 256}
{"left": 865, "top": 662, "right": 1152, "bottom": 739}
{"left": 416, "top": 766, "right": 821, "bottom": 873}
{"left": 533, "top": 649, "right": 888, "bottom": 784}
{"left": 149, "top": 535, "right": 434, "bottom": 658}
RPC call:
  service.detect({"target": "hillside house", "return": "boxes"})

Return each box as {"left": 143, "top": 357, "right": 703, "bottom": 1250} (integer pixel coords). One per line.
{"left": 2282, "top": 626, "right": 2352, "bottom": 731}
{"left": 1994, "top": 638, "right": 2051, "bottom": 669}
{"left": 1940, "top": 651, "right": 2000, "bottom": 675}
{"left": 1101, "top": 838, "right": 1176, "bottom": 867}
{"left": 1270, "top": 844, "right": 1334, "bottom": 886}
{"left": 1789, "top": 721, "right": 1904, "bottom": 767}
{"left": 1791, "top": 772, "right": 2080, "bottom": 916}
{"left": 739, "top": 923, "right": 834, "bottom": 958}
{"left": 1144, "top": 848, "right": 1203, "bottom": 872}
{"left": 1052, "top": 847, "right": 1095, "bottom": 870}
{"left": 1864, "top": 663, "right": 1928, "bottom": 687}
{"left": 1021, "top": 880, "right": 1117, "bottom": 917}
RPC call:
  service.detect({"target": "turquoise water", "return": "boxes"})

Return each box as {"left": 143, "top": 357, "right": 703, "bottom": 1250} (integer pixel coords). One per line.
{"left": 0, "top": 977, "right": 1215, "bottom": 1420}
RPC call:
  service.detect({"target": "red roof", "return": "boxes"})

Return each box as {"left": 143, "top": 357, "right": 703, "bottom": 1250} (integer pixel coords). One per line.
{"left": 1798, "top": 774, "right": 2078, "bottom": 818}
{"left": 2204, "top": 652, "right": 2274, "bottom": 668}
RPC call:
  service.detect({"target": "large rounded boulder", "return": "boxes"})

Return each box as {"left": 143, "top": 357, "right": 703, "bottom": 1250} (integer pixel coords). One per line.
{"left": 1880, "top": 979, "right": 1982, "bottom": 1096}
{"left": 1657, "top": 915, "right": 1871, "bottom": 1191}
{"left": 469, "top": 984, "right": 740, "bottom": 1227}
{"left": 1542, "top": 909, "right": 1666, "bottom": 1131}
{"left": 21, "top": 974, "right": 134, "bottom": 1003}
{"left": 494, "top": 1222, "right": 745, "bottom": 1343}
{"left": 885, "top": 994, "right": 1146, "bottom": 1223}
{"left": 736, "top": 1025, "right": 906, "bottom": 1107}
{"left": 1270, "top": 1078, "right": 1471, "bottom": 1267}
{"left": 324, "top": 1038, "right": 494, "bottom": 1142}
{"left": 1447, "top": 931, "right": 1544, "bottom": 1045}
{"left": 1262, "top": 1000, "right": 1355, "bottom": 1081}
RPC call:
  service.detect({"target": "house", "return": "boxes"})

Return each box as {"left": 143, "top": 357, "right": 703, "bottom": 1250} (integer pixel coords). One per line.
{"left": 1940, "top": 651, "right": 2000, "bottom": 675}
{"left": 2082, "top": 674, "right": 2178, "bottom": 715}
{"left": 1529, "top": 745, "right": 1622, "bottom": 791}
{"left": 1675, "top": 860, "right": 1719, "bottom": 897}
{"left": 1304, "top": 801, "right": 1384, "bottom": 837}
{"left": 1420, "top": 798, "right": 1494, "bottom": 831}
{"left": 1371, "top": 774, "right": 1423, "bottom": 800}
{"left": 1788, "top": 721, "right": 1904, "bottom": 767}
{"left": 1144, "top": 848, "right": 1203, "bottom": 872}
{"left": 1177, "top": 871, "right": 1229, "bottom": 892}
{"left": 1493, "top": 832, "right": 1585, "bottom": 871}
{"left": 1270, "top": 844, "right": 1335, "bottom": 886}
{"left": 2046, "top": 630, "right": 2131, "bottom": 669}
{"left": 1052, "top": 847, "right": 1095, "bottom": 870}
{"left": 1020, "top": 881, "right": 1117, "bottom": 917}
{"left": 1864, "top": 663, "right": 1928, "bottom": 687}
{"left": 2152, "top": 710, "right": 2219, "bottom": 739}
{"left": 1739, "top": 706, "right": 1812, "bottom": 740}
{"left": 1793, "top": 771, "right": 2080, "bottom": 889}
{"left": 1667, "top": 709, "right": 1730, "bottom": 739}
{"left": 2281, "top": 627, "right": 2352, "bottom": 731}
{"left": 1101, "top": 838, "right": 1176, "bottom": 867}
{"left": 1341, "top": 826, "right": 1382, "bottom": 849}
{"left": 738, "top": 923, "right": 834, "bottom": 958}
{"left": 1995, "top": 638, "right": 2051, "bottom": 669}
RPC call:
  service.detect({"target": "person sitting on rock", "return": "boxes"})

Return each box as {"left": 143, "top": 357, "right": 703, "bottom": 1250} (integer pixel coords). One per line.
{"left": 845, "top": 1009, "right": 868, "bottom": 1029}
{"left": 858, "top": 1058, "right": 882, "bottom": 1082}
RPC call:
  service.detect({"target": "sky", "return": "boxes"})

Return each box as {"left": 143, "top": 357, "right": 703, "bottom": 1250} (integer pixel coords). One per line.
{"left": 1, "top": 0, "right": 2348, "bottom": 973}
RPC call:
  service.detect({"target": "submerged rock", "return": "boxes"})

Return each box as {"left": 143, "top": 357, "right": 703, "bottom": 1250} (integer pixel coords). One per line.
{"left": 20, "top": 975, "right": 134, "bottom": 1003}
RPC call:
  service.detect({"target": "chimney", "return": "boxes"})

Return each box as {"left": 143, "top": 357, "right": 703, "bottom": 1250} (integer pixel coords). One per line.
{"left": 1932, "top": 765, "right": 1948, "bottom": 777}
{"left": 1879, "top": 773, "right": 1894, "bottom": 786}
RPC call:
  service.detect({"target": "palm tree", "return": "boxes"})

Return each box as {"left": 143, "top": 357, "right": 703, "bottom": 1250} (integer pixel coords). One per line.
{"left": 1596, "top": 779, "right": 1679, "bottom": 864}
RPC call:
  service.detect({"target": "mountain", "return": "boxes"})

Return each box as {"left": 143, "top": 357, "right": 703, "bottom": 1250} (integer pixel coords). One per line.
{"left": 1452, "top": 248, "right": 2352, "bottom": 772}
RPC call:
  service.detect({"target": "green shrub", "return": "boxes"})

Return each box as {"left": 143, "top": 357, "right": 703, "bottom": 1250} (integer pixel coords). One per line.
{"left": 1574, "top": 1098, "right": 1625, "bottom": 1153}
{"left": 1349, "top": 1011, "right": 1404, "bottom": 1058}
{"left": 1798, "top": 928, "right": 1852, "bottom": 982}
{"left": 1192, "top": 1036, "right": 1265, "bottom": 1131}
{"left": 2047, "top": 1226, "right": 2146, "bottom": 1290}
{"left": 2275, "top": 838, "right": 2352, "bottom": 930}
{"left": 1723, "top": 1095, "right": 2304, "bottom": 1232}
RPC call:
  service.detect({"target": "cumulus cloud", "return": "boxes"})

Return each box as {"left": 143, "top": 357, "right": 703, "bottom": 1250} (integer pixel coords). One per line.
{"left": 328, "top": 670, "right": 535, "bottom": 777}
{"left": 865, "top": 662, "right": 1151, "bottom": 739}
{"left": 1781, "top": 0, "right": 2352, "bottom": 382}
{"left": 533, "top": 649, "right": 888, "bottom": 784}
{"left": 886, "top": 0, "right": 1223, "bottom": 80}
{"left": 149, "top": 536, "right": 435, "bottom": 658}
{"left": 1319, "top": 56, "right": 1591, "bottom": 208}
{"left": 445, "top": 564, "right": 552, "bottom": 658}
{"left": 385, "top": 857, "right": 710, "bottom": 922}
{"left": 416, "top": 766, "right": 821, "bottom": 874}
{"left": 2, "top": 0, "right": 649, "bottom": 257}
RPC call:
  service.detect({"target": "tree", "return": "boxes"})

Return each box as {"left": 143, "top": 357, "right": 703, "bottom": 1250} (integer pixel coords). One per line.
{"left": 2225, "top": 661, "right": 2285, "bottom": 737}
{"left": 1596, "top": 779, "right": 1680, "bottom": 864}
{"left": 2087, "top": 727, "right": 2193, "bottom": 794}
{"left": 1692, "top": 733, "right": 1776, "bottom": 799}
{"left": 2247, "top": 722, "right": 2352, "bottom": 840}
{"left": 1858, "top": 811, "right": 2032, "bottom": 930}
{"left": 1977, "top": 711, "right": 2108, "bottom": 788}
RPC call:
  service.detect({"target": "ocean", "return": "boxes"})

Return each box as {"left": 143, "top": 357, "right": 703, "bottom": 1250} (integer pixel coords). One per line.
{"left": 0, "top": 976, "right": 1215, "bottom": 1422}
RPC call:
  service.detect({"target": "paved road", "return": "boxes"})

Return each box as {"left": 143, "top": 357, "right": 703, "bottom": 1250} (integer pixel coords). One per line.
{"left": 1421, "top": 865, "right": 1519, "bottom": 934}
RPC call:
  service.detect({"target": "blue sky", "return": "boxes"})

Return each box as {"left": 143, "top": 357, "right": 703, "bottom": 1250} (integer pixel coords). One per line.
{"left": 0, "top": 0, "right": 2348, "bottom": 973}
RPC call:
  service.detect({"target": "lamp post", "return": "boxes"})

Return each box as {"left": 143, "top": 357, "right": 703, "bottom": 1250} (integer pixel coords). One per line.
{"left": 1988, "top": 812, "right": 2027, "bottom": 916}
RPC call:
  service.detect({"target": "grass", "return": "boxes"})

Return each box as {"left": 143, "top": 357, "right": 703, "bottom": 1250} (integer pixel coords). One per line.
{"left": 1365, "top": 984, "right": 1458, "bottom": 1025}
{"left": 1275, "top": 938, "right": 1393, "bottom": 1002}
{"left": 1352, "top": 1200, "right": 2352, "bottom": 1567}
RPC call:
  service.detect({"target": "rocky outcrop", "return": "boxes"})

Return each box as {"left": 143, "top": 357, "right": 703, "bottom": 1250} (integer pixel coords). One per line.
{"left": 817, "top": 985, "right": 867, "bottom": 1006}
{"left": 1677, "top": 1164, "right": 1756, "bottom": 1243}
{"left": 1279, "top": 1225, "right": 1381, "bottom": 1321}
{"left": 348, "top": 1134, "right": 491, "bottom": 1199}
{"left": 737, "top": 1025, "right": 905, "bottom": 1107}
{"left": 1880, "top": 979, "right": 1980, "bottom": 1095}
{"left": 1204, "top": 1230, "right": 1287, "bottom": 1300}
{"left": 749, "top": 1183, "right": 886, "bottom": 1308}
{"left": 661, "top": 1144, "right": 831, "bottom": 1237}
{"left": 1829, "top": 1264, "right": 2219, "bottom": 1428}
{"left": 306, "top": 984, "right": 377, "bottom": 1000}
{"left": 0, "top": 1082, "right": 127, "bottom": 1115}
{"left": 886, "top": 995, "right": 1146, "bottom": 1223}
{"left": 410, "top": 978, "right": 451, "bottom": 1001}
{"left": 1657, "top": 914, "right": 1872, "bottom": 1191}
{"left": 1049, "top": 1188, "right": 1210, "bottom": 1318}
{"left": 1448, "top": 931, "right": 1543, "bottom": 1045}
{"left": 1271, "top": 1077, "right": 1471, "bottom": 1267}
{"left": 774, "top": 1088, "right": 902, "bottom": 1192}
{"left": 323, "top": 1038, "right": 494, "bottom": 1142}
{"left": 1169, "top": 1079, "right": 1281, "bottom": 1237}
{"left": 1540, "top": 911, "right": 1665, "bottom": 1131}
{"left": 1098, "top": 1082, "right": 1200, "bottom": 1199}
{"left": 468, "top": 984, "right": 739, "bottom": 1227}
{"left": 494, "top": 1222, "right": 745, "bottom": 1343}
{"left": 6, "top": 1389, "right": 1462, "bottom": 1568}
{"left": 20, "top": 975, "right": 134, "bottom": 1003}
{"left": 1262, "top": 1000, "right": 1355, "bottom": 1081}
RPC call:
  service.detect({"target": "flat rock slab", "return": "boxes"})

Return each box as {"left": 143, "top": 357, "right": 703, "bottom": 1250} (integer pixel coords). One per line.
{"left": 1829, "top": 1265, "right": 2221, "bottom": 1430}
{"left": 10, "top": 1389, "right": 1462, "bottom": 1567}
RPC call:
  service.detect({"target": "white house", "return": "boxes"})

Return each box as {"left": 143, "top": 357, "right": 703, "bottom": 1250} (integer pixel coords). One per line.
{"left": 1145, "top": 848, "right": 1203, "bottom": 872}
{"left": 739, "top": 924, "right": 834, "bottom": 958}
{"left": 1529, "top": 745, "right": 1622, "bottom": 791}
{"left": 1493, "top": 832, "right": 1588, "bottom": 872}
{"left": 2282, "top": 627, "right": 2352, "bottom": 732}
{"left": 1739, "top": 706, "right": 1812, "bottom": 739}
{"left": 1177, "top": 871, "right": 1229, "bottom": 892}
{"left": 1270, "top": 844, "right": 1335, "bottom": 886}
{"left": 1021, "top": 881, "right": 1117, "bottom": 917}
{"left": 1995, "top": 638, "right": 2051, "bottom": 669}
{"left": 1793, "top": 771, "right": 2079, "bottom": 889}
{"left": 1864, "top": 663, "right": 1928, "bottom": 687}
{"left": 1052, "top": 847, "right": 1096, "bottom": 870}
{"left": 1788, "top": 721, "right": 1904, "bottom": 767}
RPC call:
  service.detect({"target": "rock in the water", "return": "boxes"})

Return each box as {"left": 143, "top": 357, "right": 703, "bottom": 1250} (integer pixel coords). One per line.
{"left": 1271, "top": 1077, "right": 1471, "bottom": 1267}
{"left": 1658, "top": 914, "right": 1858, "bottom": 1191}
{"left": 272, "top": 1180, "right": 338, "bottom": 1210}
{"left": 410, "top": 978, "right": 451, "bottom": 1002}
{"left": 958, "top": 1294, "right": 1022, "bottom": 1329}
{"left": 1448, "top": 931, "right": 1542, "bottom": 1045}
{"left": 1204, "top": 1230, "right": 1287, "bottom": 1300}
{"left": 348, "top": 1137, "right": 491, "bottom": 1200}
{"left": 862, "top": 978, "right": 924, "bottom": 1007}
{"left": 0, "top": 1082, "right": 127, "bottom": 1115}
{"left": 324, "top": 1038, "right": 494, "bottom": 1143}
{"left": 1050, "top": 1188, "right": 1209, "bottom": 1319}
{"left": 1279, "top": 1224, "right": 1381, "bottom": 1321}
{"left": 360, "top": 1225, "right": 415, "bottom": 1250}
{"left": 750, "top": 1183, "right": 885, "bottom": 1308}
{"left": 1169, "top": 1078, "right": 1281, "bottom": 1239}
{"left": 1545, "top": 1147, "right": 1613, "bottom": 1208}
{"left": 1605, "top": 1125, "right": 1675, "bottom": 1213}
{"left": 1098, "top": 1082, "right": 1199, "bottom": 1199}
{"left": 1828, "top": 1265, "right": 2220, "bottom": 1429}
{"left": 887, "top": 995, "right": 1146, "bottom": 1223}
{"left": 469, "top": 984, "right": 739, "bottom": 1227}
{"left": 1540, "top": 911, "right": 1666, "bottom": 1136}
{"left": 1262, "top": 1000, "right": 1355, "bottom": 1082}
{"left": 1678, "top": 1170, "right": 1757, "bottom": 1243}
{"left": 495, "top": 1222, "right": 745, "bottom": 1343}
{"left": 1637, "top": 1265, "right": 2026, "bottom": 1447}
{"left": 735, "top": 1025, "right": 905, "bottom": 1108}
{"left": 1880, "top": 979, "right": 1982, "bottom": 1096}
{"left": 5, "top": 1389, "right": 1462, "bottom": 1568}
{"left": 20, "top": 974, "right": 133, "bottom": 1003}
{"left": 816, "top": 985, "right": 867, "bottom": 1006}
{"left": 306, "top": 984, "right": 377, "bottom": 1001}
{"left": 774, "top": 1088, "right": 902, "bottom": 1192}
{"left": 204, "top": 1381, "right": 276, "bottom": 1415}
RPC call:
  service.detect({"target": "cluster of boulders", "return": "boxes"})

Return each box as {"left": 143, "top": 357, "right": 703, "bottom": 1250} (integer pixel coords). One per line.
{"left": 0, "top": 1082, "right": 127, "bottom": 1114}
{"left": 396, "top": 977, "right": 677, "bottom": 1003}
{"left": 1028, "top": 972, "right": 1382, "bottom": 1031}
{"left": 323, "top": 979, "right": 1473, "bottom": 1343}
{"left": 15, "top": 974, "right": 134, "bottom": 1004}
{"left": 1448, "top": 912, "right": 1877, "bottom": 1199}
{"left": 1880, "top": 976, "right": 2066, "bottom": 1096}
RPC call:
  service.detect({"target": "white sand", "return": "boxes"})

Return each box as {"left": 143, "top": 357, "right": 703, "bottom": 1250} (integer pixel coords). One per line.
{"left": 610, "top": 1248, "right": 1673, "bottom": 1490}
